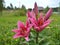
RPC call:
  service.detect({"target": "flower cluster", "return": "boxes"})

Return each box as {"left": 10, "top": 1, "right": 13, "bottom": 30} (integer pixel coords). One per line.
{"left": 12, "top": 2, "right": 52, "bottom": 41}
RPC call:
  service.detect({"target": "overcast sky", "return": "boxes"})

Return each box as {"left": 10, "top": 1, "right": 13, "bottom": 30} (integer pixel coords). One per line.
{"left": 5, "top": 0, "right": 60, "bottom": 9}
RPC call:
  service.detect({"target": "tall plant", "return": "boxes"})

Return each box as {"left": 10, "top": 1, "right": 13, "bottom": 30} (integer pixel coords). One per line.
{"left": 12, "top": 2, "right": 52, "bottom": 45}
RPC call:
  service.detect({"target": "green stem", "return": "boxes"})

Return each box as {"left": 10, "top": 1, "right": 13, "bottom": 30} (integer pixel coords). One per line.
{"left": 36, "top": 32, "right": 39, "bottom": 44}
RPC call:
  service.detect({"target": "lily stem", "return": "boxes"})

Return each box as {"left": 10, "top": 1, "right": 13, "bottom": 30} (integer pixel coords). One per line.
{"left": 36, "top": 32, "right": 39, "bottom": 44}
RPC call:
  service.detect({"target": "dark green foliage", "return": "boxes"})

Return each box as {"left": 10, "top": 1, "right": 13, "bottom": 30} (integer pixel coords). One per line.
{"left": 7, "top": 6, "right": 11, "bottom": 10}
{"left": 6, "top": 3, "right": 13, "bottom": 10}
{"left": 0, "top": 0, "right": 3, "bottom": 11}
{"left": 44, "top": 6, "right": 49, "bottom": 13}
{"left": 0, "top": 0, "right": 4, "bottom": 15}
{"left": 53, "top": 8, "right": 58, "bottom": 12}
{"left": 10, "top": 3, "right": 13, "bottom": 10}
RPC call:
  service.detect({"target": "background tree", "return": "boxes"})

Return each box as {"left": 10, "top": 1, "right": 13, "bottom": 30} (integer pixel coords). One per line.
{"left": 21, "top": 5, "right": 26, "bottom": 12}
{"left": 15, "top": 6, "right": 17, "bottom": 10}
{"left": 7, "top": 6, "right": 11, "bottom": 10}
{"left": 10, "top": 3, "right": 13, "bottom": 10}
{"left": 18, "top": 5, "right": 26, "bottom": 16}
{"left": 14, "top": 6, "right": 19, "bottom": 10}
{"left": 21, "top": 5, "right": 26, "bottom": 9}
{"left": 44, "top": 6, "right": 49, "bottom": 13}
{"left": 0, "top": 0, "right": 4, "bottom": 15}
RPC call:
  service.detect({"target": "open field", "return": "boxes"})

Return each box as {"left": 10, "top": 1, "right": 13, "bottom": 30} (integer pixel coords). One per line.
{"left": 0, "top": 11, "right": 60, "bottom": 45}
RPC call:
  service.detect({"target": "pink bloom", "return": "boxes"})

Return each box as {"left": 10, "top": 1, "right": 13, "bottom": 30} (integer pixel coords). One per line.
{"left": 26, "top": 10, "right": 36, "bottom": 19}
{"left": 28, "top": 3, "right": 52, "bottom": 32}
{"left": 26, "top": 10, "right": 36, "bottom": 24}
{"left": 26, "top": 11, "right": 31, "bottom": 18}
{"left": 33, "top": 2, "right": 38, "bottom": 16}
{"left": 29, "top": 13, "right": 51, "bottom": 32}
{"left": 44, "top": 8, "right": 53, "bottom": 21}
{"left": 12, "top": 20, "right": 32, "bottom": 41}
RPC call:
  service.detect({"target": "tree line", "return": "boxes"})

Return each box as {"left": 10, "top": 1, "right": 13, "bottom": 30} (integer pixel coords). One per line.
{"left": 0, "top": 0, "right": 60, "bottom": 16}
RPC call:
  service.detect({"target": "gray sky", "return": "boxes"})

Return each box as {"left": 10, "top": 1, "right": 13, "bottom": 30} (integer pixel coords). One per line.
{"left": 5, "top": 0, "right": 60, "bottom": 9}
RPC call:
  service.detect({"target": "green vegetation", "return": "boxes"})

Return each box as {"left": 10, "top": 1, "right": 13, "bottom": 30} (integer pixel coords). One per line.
{"left": 0, "top": 11, "right": 60, "bottom": 45}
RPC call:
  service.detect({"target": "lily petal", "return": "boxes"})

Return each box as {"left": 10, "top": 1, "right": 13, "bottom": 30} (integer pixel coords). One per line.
{"left": 26, "top": 19, "right": 30, "bottom": 27}
{"left": 44, "top": 8, "right": 52, "bottom": 21}
{"left": 26, "top": 11, "right": 31, "bottom": 18}
{"left": 29, "top": 18, "right": 38, "bottom": 27}
{"left": 26, "top": 10, "right": 36, "bottom": 19}
{"left": 35, "top": 27, "right": 40, "bottom": 32}
{"left": 30, "top": 11, "right": 36, "bottom": 19}
{"left": 41, "top": 20, "right": 51, "bottom": 31}
{"left": 34, "top": 2, "right": 38, "bottom": 16}
{"left": 38, "top": 13, "right": 44, "bottom": 26}
{"left": 13, "top": 33, "right": 21, "bottom": 38}
{"left": 26, "top": 19, "right": 32, "bottom": 29}
{"left": 17, "top": 21, "right": 25, "bottom": 29}
{"left": 44, "top": 19, "right": 51, "bottom": 24}
{"left": 25, "top": 36, "right": 29, "bottom": 41}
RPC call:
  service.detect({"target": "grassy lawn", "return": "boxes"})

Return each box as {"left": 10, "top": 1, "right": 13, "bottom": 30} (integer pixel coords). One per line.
{"left": 0, "top": 11, "right": 60, "bottom": 45}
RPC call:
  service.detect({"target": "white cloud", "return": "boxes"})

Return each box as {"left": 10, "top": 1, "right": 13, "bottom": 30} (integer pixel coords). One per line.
{"left": 4, "top": 0, "right": 60, "bottom": 8}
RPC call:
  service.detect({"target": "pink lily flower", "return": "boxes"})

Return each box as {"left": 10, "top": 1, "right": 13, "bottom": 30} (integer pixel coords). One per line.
{"left": 28, "top": 2, "right": 52, "bottom": 32}
{"left": 29, "top": 13, "right": 51, "bottom": 32}
{"left": 12, "top": 20, "right": 32, "bottom": 41}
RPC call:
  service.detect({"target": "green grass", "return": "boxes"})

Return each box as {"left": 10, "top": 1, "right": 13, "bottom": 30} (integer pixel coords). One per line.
{"left": 0, "top": 11, "right": 60, "bottom": 45}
